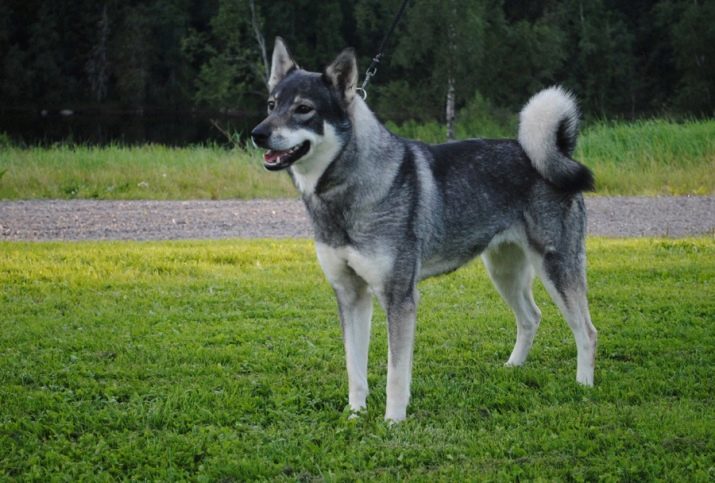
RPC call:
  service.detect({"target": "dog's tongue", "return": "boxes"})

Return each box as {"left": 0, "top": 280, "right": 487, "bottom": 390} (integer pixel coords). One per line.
{"left": 263, "top": 149, "right": 289, "bottom": 163}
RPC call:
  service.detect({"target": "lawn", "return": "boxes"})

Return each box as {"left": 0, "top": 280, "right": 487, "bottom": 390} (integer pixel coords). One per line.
{"left": 0, "top": 143, "right": 296, "bottom": 201}
{"left": 575, "top": 119, "right": 715, "bottom": 196}
{"left": 0, "top": 118, "right": 713, "bottom": 199}
{"left": 1, "top": 238, "right": 713, "bottom": 480}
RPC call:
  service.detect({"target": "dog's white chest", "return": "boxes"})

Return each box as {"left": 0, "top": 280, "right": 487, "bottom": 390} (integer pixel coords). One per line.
{"left": 315, "top": 242, "right": 393, "bottom": 291}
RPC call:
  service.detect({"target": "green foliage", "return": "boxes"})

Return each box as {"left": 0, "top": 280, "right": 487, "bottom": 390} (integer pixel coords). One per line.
{"left": 382, "top": 0, "right": 486, "bottom": 120}
{"left": 385, "top": 93, "right": 515, "bottom": 143}
{"left": 0, "top": 238, "right": 713, "bottom": 479}
{"left": 0, "top": 1, "right": 713, "bottom": 118}
{"left": 453, "top": 92, "right": 516, "bottom": 139}
{"left": 183, "top": 0, "right": 261, "bottom": 109}
{"left": 552, "top": 0, "right": 637, "bottom": 117}
{"left": 193, "top": 53, "right": 252, "bottom": 108}
{"left": 27, "top": 3, "right": 63, "bottom": 104}
{"left": 0, "top": 132, "right": 12, "bottom": 148}
{"left": 659, "top": 1, "right": 715, "bottom": 114}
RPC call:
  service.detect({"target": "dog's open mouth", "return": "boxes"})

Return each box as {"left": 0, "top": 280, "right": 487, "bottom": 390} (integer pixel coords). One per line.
{"left": 263, "top": 141, "right": 311, "bottom": 170}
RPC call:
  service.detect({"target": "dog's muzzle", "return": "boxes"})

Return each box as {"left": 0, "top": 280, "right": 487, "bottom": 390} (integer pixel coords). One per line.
{"left": 251, "top": 124, "right": 310, "bottom": 171}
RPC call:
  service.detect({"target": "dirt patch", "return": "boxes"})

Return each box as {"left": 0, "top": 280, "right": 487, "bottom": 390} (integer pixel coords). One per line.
{"left": 1, "top": 197, "right": 713, "bottom": 241}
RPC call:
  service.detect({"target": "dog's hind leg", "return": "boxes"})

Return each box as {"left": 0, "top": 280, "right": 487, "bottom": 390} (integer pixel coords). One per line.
{"left": 383, "top": 292, "right": 417, "bottom": 423}
{"left": 377, "top": 266, "right": 419, "bottom": 423}
{"left": 530, "top": 248, "right": 597, "bottom": 386}
{"left": 482, "top": 242, "right": 542, "bottom": 367}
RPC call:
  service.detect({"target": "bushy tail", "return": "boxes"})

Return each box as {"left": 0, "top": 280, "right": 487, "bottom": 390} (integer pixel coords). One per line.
{"left": 518, "top": 86, "right": 594, "bottom": 192}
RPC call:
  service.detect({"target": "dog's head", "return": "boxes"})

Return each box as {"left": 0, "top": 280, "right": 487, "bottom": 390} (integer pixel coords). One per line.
{"left": 251, "top": 38, "right": 358, "bottom": 171}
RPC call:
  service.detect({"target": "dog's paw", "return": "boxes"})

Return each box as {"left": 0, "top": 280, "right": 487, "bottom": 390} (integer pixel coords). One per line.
{"left": 385, "top": 417, "right": 403, "bottom": 427}
{"left": 576, "top": 375, "right": 594, "bottom": 387}
{"left": 505, "top": 353, "right": 529, "bottom": 367}
{"left": 348, "top": 409, "right": 366, "bottom": 420}
{"left": 343, "top": 405, "right": 367, "bottom": 421}
{"left": 384, "top": 411, "right": 406, "bottom": 424}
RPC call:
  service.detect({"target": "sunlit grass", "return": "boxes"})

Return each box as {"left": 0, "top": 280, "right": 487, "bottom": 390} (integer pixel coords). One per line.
{"left": 1, "top": 238, "right": 713, "bottom": 480}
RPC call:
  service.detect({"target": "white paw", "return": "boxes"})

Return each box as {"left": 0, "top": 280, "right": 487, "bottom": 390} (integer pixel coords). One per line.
{"left": 577, "top": 375, "right": 594, "bottom": 387}
{"left": 384, "top": 410, "right": 406, "bottom": 424}
{"left": 347, "top": 406, "right": 366, "bottom": 420}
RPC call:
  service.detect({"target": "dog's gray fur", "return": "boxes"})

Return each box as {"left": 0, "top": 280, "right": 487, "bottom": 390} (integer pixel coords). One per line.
{"left": 252, "top": 38, "right": 597, "bottom": 422}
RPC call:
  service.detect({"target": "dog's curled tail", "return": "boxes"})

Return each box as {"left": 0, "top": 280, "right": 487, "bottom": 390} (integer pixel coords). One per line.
{"left": 518, "top": 86, "right": 594, "bottom": 192}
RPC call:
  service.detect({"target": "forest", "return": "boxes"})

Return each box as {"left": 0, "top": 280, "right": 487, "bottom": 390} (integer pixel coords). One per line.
{"left": 1, "top": 0, "right": 713, "bottom": 126}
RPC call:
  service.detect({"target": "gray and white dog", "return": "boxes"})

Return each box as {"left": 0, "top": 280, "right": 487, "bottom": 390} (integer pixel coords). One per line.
{"left": 252, "top": 38, "right": 597, "bottom": 422}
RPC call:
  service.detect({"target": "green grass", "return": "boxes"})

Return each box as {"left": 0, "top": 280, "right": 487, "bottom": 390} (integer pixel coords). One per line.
{"left": 1, "top": 238, "right": 713, "bottom": 480}
{"left": 576, "top": 119, "right": 715, "bottom": 195}
{"left": 0, "top": 144, "right": 296, "bottom": 200}
{"left": 0, "top": 118, "right": 713, "bottom": 199}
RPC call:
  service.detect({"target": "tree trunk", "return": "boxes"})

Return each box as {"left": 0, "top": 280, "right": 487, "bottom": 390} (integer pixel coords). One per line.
{"left": 445, "top": 0, "right": 457, "bottom": 141}
{"left": 249, "top": 0, "right": 269, "bottom": 88}
{"left": 86, "top": 4, "right": 110, "bottom": 102}
{"left": 446, "top": 75, "right": 456, "bottom": 141}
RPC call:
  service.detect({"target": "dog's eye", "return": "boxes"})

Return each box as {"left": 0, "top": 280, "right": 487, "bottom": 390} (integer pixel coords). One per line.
{"left": 267, "top": 100, "right": 275, "bottom": 112}
{"left": 295, "top": 105, "right": 314, "bottom": 115}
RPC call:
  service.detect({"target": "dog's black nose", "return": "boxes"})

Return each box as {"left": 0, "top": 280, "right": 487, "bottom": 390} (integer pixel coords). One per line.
{"left": 251, "top": 125, "right": 270, "bottom": 147}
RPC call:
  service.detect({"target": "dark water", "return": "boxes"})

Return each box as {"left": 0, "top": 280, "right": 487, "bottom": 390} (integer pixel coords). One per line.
{"left": 0, "top": 110, "right": 262, "bottom": 147}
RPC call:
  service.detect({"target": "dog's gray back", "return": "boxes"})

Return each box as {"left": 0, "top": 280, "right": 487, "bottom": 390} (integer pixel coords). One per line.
{"left": 301, "top": 95, "right": 586, "bottom": 282}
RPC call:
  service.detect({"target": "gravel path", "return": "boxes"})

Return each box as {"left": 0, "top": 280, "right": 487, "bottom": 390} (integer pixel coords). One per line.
{"left": 0, "top": 197, "right": 713, "bottom": 241}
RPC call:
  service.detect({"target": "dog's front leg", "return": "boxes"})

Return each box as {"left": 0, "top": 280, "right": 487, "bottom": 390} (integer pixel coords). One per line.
{"left": 382, "top": 286, "right": 418, "bottom": 423}
{"left": 316, "top": 243, "right": 373, "bottom": 414}
{"left": 334, "top": 280, "right": 373, "bottom": 413}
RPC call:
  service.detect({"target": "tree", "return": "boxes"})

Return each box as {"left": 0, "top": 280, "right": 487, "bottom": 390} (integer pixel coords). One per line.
{"left": 113, "top": 4, "right": 155, "bottom": 108}
{"left": 249, "top": 0, "right": 269, "bottom": 88}
{"left": 366, "top": 0, "right": 486, "bottom": 130}
{"left": 27, "top": 3, "right": 64, "bottom": 105}
{"left": 660, "top": 0, "right": 715, "bottom": 114}
{"left": 478, "top": 4, "right": 566, "bottom": 111}
{"left": 183, "top": 0, "right": 258, "bottom": 110}
{"left": 86, "top": 5, "right": 111, "bottom": 102}
{"left": 552, "top": 0, "right": 636, "bottom": 117}
{"left": 0, "top": 0, "right": 713, "bottom": 120}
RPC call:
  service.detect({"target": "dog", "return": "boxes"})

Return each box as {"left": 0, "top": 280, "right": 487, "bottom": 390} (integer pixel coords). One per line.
{"left": 251, "top": 38, "right": 597, "bottom": 422}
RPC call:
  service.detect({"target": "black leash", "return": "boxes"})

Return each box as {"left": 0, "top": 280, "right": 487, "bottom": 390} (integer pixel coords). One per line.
{"left": 357, "top": 0, "right": 411, "bottom": 100}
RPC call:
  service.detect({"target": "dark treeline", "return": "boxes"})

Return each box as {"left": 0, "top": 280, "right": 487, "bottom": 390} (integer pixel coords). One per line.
{"left": 1, "top": 0, "right": 713, "bottom": 124}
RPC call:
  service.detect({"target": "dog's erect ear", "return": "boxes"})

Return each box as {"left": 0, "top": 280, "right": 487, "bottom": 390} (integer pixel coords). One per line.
{"left": 324, "top": 48, "right": 358, "bottom": 106}
{"left": 268, "top": 37, "right": 298, "bottom": 92}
